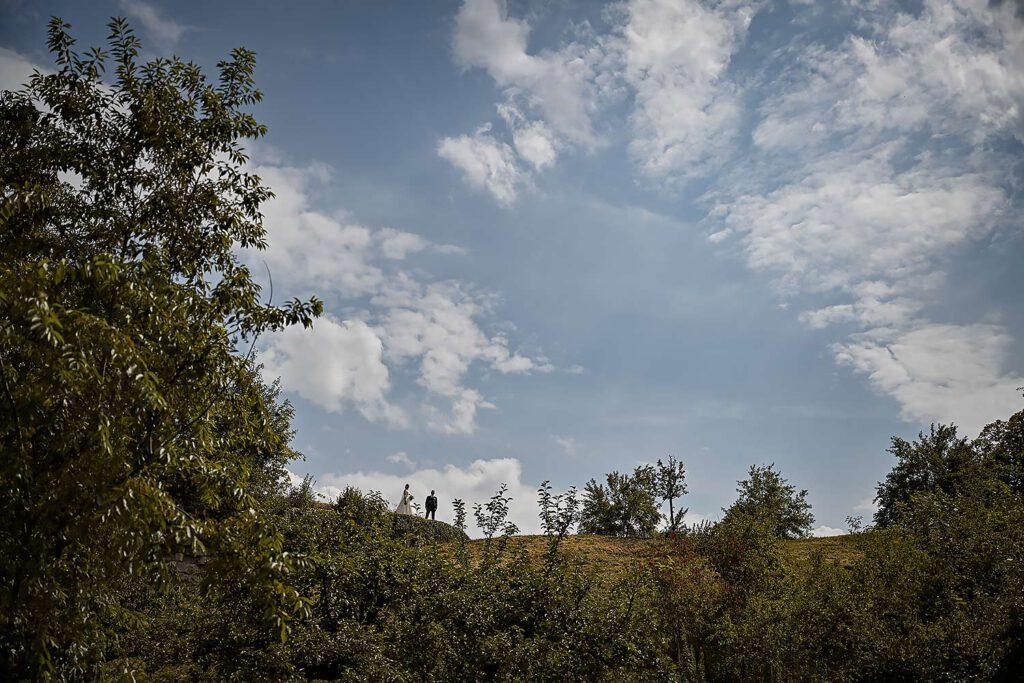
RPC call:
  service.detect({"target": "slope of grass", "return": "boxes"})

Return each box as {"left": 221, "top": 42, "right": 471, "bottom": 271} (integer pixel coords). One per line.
{"left": 465, "top": 533, "right": 863, "bottom": 578}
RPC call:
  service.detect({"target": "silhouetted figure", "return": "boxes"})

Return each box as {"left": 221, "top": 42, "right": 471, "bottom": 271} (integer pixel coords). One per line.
{"left": 425, "top": 490, "right": 438, "bottom": 520}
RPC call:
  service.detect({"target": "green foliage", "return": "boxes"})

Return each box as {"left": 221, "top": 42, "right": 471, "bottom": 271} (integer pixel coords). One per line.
{"left": 874, "top": 423, "right": 977, "bottom": 527}
{"left": 287, "top": 474, "right": 321, "bottom": 509}
{"left": 579, "top": 464, "right": 662, "bottom": 537}
{"left": 975, "top": 407, "right": 1024, "bottom": 494}
{"left": 473, "top": 483, "right": 520, "bottom": 558}
{"left": 0, "top": 17, "right": 320, "bottom": 676}
{"left": 91, "top": 406, "right": 1024, "bottom": 679}
{"left": 537, "top": 480, "right": 580, "bottom": 559}
{"left": 721, "top": 463, "right": 815, "bottom": 539}
{"left": 876, "top": 410, "right": 1024, "bottom": 529}
{"left": 451, "top": 497, "right": 467, "bottom": 532}
{"left": 109, "top": 487, "right": 672, "bottom": 681}
{"left": 656, "top": 455, "right": 688, "bottom": 531}
{"left": 4, "top": 16, "right": 1024, "bottom": 681}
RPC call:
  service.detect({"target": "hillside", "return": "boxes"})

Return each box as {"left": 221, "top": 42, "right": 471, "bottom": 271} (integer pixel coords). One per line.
{"left": 465, "top": 533, "right": 863, "bottom": 577}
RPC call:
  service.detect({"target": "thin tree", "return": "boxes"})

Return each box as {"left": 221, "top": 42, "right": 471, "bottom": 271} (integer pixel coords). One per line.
{"left": 656, "top": 455, "right": 688, "bottom": 532}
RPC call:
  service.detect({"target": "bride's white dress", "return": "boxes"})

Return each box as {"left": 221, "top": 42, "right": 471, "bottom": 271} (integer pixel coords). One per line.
{"left": 395, "top": 489, "right": 414, "bottom": 515}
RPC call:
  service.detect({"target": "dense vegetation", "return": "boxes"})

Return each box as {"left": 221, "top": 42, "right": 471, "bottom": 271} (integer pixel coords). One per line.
{"left": 2, "top": 20, "right": 1022, "bottom": 681}
{"left": 100, "top": 413, "right": 1024, "bottom": 680}
{"left": 0, "top": 18, "right": 320, "bottom": 676}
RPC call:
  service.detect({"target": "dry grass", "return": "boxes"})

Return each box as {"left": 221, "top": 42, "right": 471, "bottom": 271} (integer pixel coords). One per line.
{"left": 465, "top": 533, "right": 863, "bottom": 579}
{"left": 782, "top": 533, "right": 863, "bottom": 569}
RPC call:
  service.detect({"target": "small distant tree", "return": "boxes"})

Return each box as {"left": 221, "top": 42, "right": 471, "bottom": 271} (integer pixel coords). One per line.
{"left": 451, "top": 498, "right": 467, "bottom": 532}
{"left": 722, "top": 464, "right": 814, "bottom": 539}
{"left": 474, "top": 484, "right": 519, "bottom": 561}
{"left": 537, "top": 481, "right": 579, "bottom": 558}
{"left": 287, "top": 475, "right": 320, "bottom": 509}
{"left": 579, "top": 465, "right": 661, "bottom": 537}
{"left": 656, "top": 455, "right": 688, "bottom": 532}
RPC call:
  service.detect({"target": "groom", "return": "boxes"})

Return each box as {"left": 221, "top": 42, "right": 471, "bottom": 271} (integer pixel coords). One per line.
{"left": 425, "top": 490, "right": 438, "bottom": 520}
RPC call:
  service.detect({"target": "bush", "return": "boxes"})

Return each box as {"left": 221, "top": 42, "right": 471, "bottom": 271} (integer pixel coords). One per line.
{"left": 721, "top": 464, "right": 814, "bottom": 539}
{"left": 579, "top": 465, "right": 662, "bottom": 537}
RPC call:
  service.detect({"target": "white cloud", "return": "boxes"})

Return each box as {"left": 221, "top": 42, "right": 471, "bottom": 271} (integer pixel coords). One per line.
{"left": 682, "top": 511, "right": 709, "bottom": 527}
{"left": 854, "top": 496, "right": 879, "bottom": 515}
{"left": 511, "top": 120, "right": 559, "bottom": 171}
{"left": 834, "top": 323, "right": 1024, "bottom": 436}
{"left": 441, "top": 0, "right": 621, "bottom": 203}
{"left": 618, "top": 0, "right": 754, "bottom": 180}
{"left": 811, "top": 525, "right": 847, "bottom": 537}
{"left": 118, "top": 0, "right": 186, "bottom": 50}
{"left": 260, "top": 317, "right": 407, "bottom": 427}
{"left": 0, "top": 47, "right": 40, "bottom": 93}
{"left": 250, "top": 153, "right": 548, "bottom": 434}
{"left": 498, "top": 102, "right": 559, "bottom": 171}
{"left": 426, "top": 388, "right": 495, "bottom": 435}
{"left": 386, "top": 451, "right": 415, "bottom": 467}
{"left": 305, "top": 457, "right": 545, "bottom": 536}
{"left": 441, "top": 0, "right": 757, "bottom": 198}
{"left": 252, "top": 162, "right": 388, "bottom": 296}
{"left": 716, "top": 142, "right": 1017, "bottom": 431}
{"left": 705, "top": 0, "right": 1023, "bottom": 435}
{"left": 712, "top": 147, "right": 1006, "bottom": 314}
{"left": 376, "top": 280, "right": 545, "bottom": 433}
{"left": 377, "top": 227, "right": 465, "bottom": 259}
{"left": 438, "top": 125, "right": 524, "bottom": 205}
{"left": 554, "top": 435, "right": 578, "bottom": 457}
{"left": 452, "top": 0, "right": 608, "bottom": 148}
{"left": 753, "top": 0, "right": 1024, "bottom": 150}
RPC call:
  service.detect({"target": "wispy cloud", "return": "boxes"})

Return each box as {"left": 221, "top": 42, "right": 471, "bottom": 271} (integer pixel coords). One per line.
{"left": 439, "top": 0, "right": 1024, "bottom": 434}
{"left": 554, "top": 435, "right": 579, "bottom": 457}
{"left": 250, "top": 153, "right": 550, "bottom": 435}
{"left": 118, "top": 0, "right": 186, "bottom": 51}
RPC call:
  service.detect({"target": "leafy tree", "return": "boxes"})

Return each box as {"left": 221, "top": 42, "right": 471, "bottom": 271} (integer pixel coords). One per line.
{"left": 722, "top": 464, "right": 814, "bottom": 539}
{"left": 474, "top": 484, "right": 520, "bottom": 561}
{"left": 873, "top": 424, "right": 978, "bottom": 527}
{"left": 451, "top": 497, "right": 467, "bottom": 532}
{"left": 973, "top": 406, "right": 1024, "bottom": 495}
{"left": 656, "top": 455, "right": 688, "bottom": 532}
{"left": 579, "top": 465, "right": 662, "bottom": 537}
{"left": 287, "top": 474, "right": 320, "bottom": 509}
{"left": 537, "top": 480, "right": 579, "bottom": 559}
{"left": 0, "top": 18, "right": 320, "bottom": 675}
{"left": 334, "top": 485, "right": 389, "bottom": 527}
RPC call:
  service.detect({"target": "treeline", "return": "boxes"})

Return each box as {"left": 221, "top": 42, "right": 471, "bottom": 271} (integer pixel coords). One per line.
{"left": 577, "top": 457, "right": 815, "bottom": 540}
{"left": 1, "top": 20, "right": 1022, "bottom": 680}
{"left": 111, "top": 408, "right": 1024, "bottom": 680}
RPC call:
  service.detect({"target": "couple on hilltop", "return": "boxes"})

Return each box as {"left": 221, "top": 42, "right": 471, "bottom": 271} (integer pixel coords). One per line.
{"left": 395, "top": 483, "right": 438, "bottom": 520}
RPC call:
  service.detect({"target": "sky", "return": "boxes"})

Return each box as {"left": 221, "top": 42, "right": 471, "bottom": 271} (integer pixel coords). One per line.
{"left": 2, "top": 0, "right": 1023, "bottom": 536}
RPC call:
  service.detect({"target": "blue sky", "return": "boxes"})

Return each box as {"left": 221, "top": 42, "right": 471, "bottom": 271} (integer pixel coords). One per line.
{"left": 3, "top": 0, "right": 1022, "bottom": 534}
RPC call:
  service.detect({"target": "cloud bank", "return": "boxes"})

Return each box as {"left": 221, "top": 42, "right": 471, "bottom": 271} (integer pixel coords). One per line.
{"left": 438, "top": 0, "right": 1024, "bottom": 435}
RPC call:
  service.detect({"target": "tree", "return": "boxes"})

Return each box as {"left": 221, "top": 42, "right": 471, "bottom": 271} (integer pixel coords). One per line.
{"left": 579, "top": 465, "right": 662, "bottom": 537}
{"left": 722, "top": 464, "right": 814, "bottom": 539}
{"left": 873, "top": 424, "right": 978, "bottom": 528}
{"left": 973, "top": 407, "right": 1024, "bottom": 495}
{"left": 0, "top": 18, "right": 320, "bottom": 675}
{"left": 656, "top": 455, "right": 688, "bottom": 532}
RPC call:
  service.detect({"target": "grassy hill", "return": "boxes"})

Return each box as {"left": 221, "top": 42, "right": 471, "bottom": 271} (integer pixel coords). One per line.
{"left": 465, "top": 533, "right": 863, "bottom": 578}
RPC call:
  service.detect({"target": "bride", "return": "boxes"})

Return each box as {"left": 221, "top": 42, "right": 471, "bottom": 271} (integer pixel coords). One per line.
{"left": 395, "top": 483, "right": 414, "bottom": 515}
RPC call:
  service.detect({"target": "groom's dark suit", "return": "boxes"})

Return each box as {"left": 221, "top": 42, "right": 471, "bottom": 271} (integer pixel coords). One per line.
{"left": 425, "top": 494, "right": 438, "bottom": 520}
